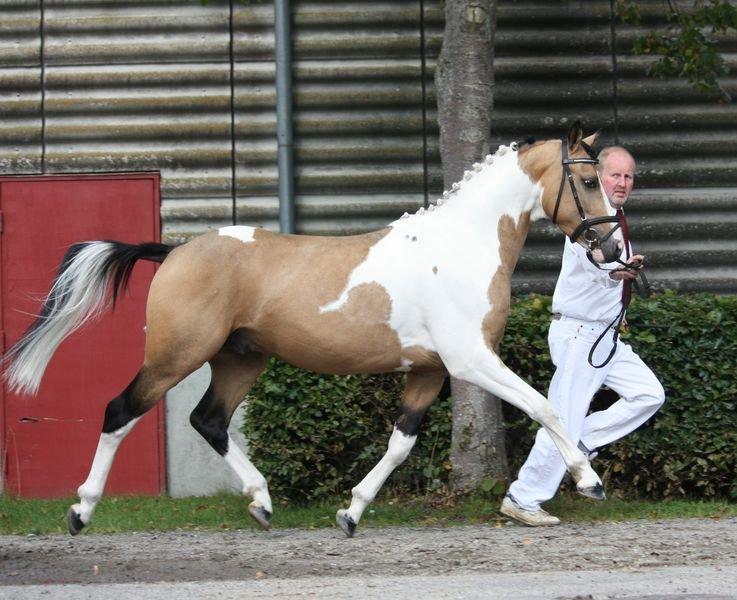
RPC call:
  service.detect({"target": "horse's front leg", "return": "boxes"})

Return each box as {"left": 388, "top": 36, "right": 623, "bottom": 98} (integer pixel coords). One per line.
{"left": 442, "top": 342, "right": 604, "bottom": 500}
{"left": 336, "top": 370, "right": 447, "bottom": 537}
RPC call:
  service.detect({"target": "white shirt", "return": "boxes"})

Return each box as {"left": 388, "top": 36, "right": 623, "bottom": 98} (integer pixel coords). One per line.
{"left": 551, "top": 238, "right": 629, "bottom": 323}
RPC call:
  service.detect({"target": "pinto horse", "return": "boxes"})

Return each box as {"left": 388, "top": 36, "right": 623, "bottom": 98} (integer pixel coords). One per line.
{"left": 5, "top": 122, "right": 621, "bottom": 537}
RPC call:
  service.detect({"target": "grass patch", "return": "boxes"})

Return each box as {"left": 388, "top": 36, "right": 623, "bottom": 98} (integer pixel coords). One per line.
{"left": 1, "top": 493, "right": 735, "bottom": 536}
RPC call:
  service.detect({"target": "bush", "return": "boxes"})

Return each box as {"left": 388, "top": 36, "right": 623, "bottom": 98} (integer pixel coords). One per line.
{"left": 243, "top": 364, "right": 452, "bottom": 502}
{"left": 500, "top": 291, "right": 737, "bottom": 500}
{"left": 243, "top": 292, "right": 737, "bottom": 502}
{"left": 597, "top": 291, "right": 737, "bottom": 500}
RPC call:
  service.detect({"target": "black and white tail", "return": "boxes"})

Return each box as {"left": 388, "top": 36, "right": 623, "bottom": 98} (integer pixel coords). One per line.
{"left": 4, "top": 241, "right": 173, "bottom": 396}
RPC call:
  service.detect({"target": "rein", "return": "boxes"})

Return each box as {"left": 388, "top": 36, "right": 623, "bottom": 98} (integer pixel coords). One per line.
{"left": 587, "top": 265, "right": 651, "bottom": 369}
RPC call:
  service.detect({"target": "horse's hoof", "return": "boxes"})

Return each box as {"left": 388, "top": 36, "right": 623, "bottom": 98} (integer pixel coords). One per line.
{"left": 336, "top": 510, "right": 356, "bottom": 538}
{"left": 578, "top": 482, "right": 606, "bottom": 501}
{"left": 248, "top": 503, "right": 272, "bottom": 530}
{"left": 67, "top": 507, "right": 86, "bottom": 536}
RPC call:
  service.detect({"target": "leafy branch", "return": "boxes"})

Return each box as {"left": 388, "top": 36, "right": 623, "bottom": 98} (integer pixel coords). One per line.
{"left": 617, "top": 0, "right": 736, "bottom": 101}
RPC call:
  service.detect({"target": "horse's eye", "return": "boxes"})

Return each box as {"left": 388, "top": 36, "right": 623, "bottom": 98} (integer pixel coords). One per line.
{"left": 583, "top": 178, "right": 597, "bottom": 189}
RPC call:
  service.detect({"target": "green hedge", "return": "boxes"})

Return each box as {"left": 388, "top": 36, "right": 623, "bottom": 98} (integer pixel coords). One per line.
{"left": 242, "top": 366, "right": 451, "bottom": 502}
{"left": 243, "top": 292, "right": 737, "bottom": 502}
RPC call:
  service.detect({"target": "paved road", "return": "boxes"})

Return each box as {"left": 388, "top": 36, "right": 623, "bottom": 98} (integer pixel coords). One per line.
{"left": 2, "top": 565, "right": 736, "bottom": 599}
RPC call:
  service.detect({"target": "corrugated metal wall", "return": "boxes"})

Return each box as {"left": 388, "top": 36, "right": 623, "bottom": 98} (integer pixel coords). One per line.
{"left": 1, "top": 0, "right": 735, "bottom": 292}
{"left": 486, "top": 1, "right": 737, "bottom": 293}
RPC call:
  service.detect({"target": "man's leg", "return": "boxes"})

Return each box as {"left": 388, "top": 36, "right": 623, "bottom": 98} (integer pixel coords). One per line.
{"left": 506, "top": 321, "right": 609, "bottom": 515}
{"left": 579, "top": 341, "right": 665, "bottom": 452}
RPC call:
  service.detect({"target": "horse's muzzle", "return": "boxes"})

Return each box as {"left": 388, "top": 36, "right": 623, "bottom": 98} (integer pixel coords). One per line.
{"left": 591, "top": 237, "right": 622, "bottom": 264}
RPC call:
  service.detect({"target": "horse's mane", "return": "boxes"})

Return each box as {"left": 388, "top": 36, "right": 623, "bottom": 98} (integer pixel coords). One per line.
{"left": 398, "top": 140, "right": 536, "bottom": 221}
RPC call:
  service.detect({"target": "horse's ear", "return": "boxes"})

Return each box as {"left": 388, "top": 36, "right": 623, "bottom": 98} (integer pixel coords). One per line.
{"left": 567, "top": 120, "right": 583, "bottom": 151}
{"left": 583, "top": 130, "right": 600, "bottom": 147}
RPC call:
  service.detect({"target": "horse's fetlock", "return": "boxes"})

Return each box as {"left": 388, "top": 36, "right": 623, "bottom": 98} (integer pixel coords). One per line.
{"left": 351, "top": 486, "right": 372, "bottom": 504}
{"left": 244, "top": 478, "right": 268, "bottom": 498}
{"left": 77, "top": 486, "right": 100, "bottom": 503}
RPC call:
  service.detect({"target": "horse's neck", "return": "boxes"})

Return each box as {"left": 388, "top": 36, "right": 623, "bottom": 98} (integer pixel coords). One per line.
{"left": 420, "top": 151, "right": 539, "bottom": 252}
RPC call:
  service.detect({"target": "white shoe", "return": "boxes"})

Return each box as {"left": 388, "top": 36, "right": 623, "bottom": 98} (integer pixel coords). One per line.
{"left": 500, "top": 496, "right": 560, "bottom": 527}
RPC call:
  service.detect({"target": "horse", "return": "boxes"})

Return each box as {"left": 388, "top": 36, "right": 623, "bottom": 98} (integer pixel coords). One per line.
{"left": 4, "top": 122, "right": 622, "bottom": 537}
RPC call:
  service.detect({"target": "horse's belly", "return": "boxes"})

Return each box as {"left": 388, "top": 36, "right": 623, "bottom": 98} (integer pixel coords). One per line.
{"left": 255, "top": 312, "right": 406, "bottom": 375}
{"left": 250, "top": 283, "right": 439, "bottom": 375}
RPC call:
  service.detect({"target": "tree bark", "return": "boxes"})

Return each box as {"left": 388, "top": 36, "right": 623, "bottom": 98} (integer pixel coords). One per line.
{"left": 435, "top": 0, "right": 509, "bottom": 492}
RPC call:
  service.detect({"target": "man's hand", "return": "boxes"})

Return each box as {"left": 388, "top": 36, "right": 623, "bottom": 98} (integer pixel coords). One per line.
{"left": 609, "top": 254, "right": 645, "bottom": 281}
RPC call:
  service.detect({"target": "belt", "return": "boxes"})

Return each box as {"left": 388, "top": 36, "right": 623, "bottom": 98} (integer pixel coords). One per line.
{"left": 552, "top": 313, "right": 617, "bottom": 331}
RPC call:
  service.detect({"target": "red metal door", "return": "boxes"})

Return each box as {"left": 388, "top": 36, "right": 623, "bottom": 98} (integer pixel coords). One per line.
{"left": 0, "top": 173, "right": 165, "bottom": 498}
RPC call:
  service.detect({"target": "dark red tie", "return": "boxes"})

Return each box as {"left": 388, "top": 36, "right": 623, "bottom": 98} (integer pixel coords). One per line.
{"left": 617, "top": 208, "right": 632, "bottom": 307}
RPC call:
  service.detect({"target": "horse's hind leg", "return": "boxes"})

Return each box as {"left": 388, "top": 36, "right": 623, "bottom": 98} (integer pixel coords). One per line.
{"left": 67, "top": 287, "right": 233, "bottom": 535}
{"left": 336, "top": 370, "right": 447, "bottom": 537}
{"left": 189, "top": 349, "right": 272, "bottom": 529}
{"left": 68, "top": 364, "right": 185, "bottom": 535}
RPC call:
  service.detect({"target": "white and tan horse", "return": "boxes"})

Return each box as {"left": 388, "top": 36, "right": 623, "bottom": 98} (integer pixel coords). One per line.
{"left": 5, "top": 123, "right": 621, "bottom": 537}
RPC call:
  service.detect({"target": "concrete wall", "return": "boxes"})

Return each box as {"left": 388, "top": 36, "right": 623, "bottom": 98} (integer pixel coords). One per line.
{"left": 165, "top": 364, "right": 250, "bottom": 497}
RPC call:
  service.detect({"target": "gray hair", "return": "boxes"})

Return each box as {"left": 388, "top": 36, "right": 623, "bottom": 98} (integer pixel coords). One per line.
{"left": 597, "top": 146, "right": 636, "bottom": 173}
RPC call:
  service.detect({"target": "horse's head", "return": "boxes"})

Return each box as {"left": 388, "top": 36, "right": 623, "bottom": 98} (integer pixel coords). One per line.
{"left": 520, "top": 121, "right": 621, "bottom": 263}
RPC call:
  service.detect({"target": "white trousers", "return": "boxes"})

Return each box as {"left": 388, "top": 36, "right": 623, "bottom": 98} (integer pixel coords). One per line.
{"left": 508, "top": 316, "right": 665, "bottom": 511}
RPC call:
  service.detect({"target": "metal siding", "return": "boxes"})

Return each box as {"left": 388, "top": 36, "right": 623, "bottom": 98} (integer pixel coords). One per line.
{"left": 0, "top": 0, "right": 734, "bottom": 290}
{"left": 610, "top": 3, "right": 737, "bottom": 293}
{"left": 39, "top": 1, "right": 234, "bottom": 244}
{"left": 485, "top": 0, "right": 737, "bottom": 293}
{"left": 0, "top": 2, "right": 42, "bottom": 173}
{"left": 234, "top": 1, "right": 428, "bottom": 234}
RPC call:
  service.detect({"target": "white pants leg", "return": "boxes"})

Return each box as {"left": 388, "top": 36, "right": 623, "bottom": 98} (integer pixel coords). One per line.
{"left": 508, "top": 317, "right": 665, "bottom": 511}
{"left": 579, "top": 341, "right": 665, "bottom": 451}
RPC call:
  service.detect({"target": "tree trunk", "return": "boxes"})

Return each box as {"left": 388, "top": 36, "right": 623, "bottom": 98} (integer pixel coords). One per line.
{"left": 435, "top": 0, "right": 509, "bottom": 492}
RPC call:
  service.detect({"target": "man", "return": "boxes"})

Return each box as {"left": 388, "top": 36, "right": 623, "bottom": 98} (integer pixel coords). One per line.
{"left": 500, "top": 146, "right": 666, "bottom": 526}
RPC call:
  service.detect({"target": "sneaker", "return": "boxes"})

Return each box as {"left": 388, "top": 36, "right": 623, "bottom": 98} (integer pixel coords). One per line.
{"left": 578, "top": 440, "right": 599, "bottom": 461}
{"left": 500, "top": 496, "right": 560, "bottom": 527}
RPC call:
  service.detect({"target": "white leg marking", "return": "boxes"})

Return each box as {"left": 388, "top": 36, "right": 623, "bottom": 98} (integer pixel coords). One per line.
{"left": 73, "top": 417, "right": 141, "bottom": 525}
{"left": 343, "top": 427, "right": 417, "bottom": 525}
{"left": 222, "top": 434, "right": 272, "bottom": 513}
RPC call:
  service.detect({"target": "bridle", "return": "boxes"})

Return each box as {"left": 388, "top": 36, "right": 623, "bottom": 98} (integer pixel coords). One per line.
{"left": 551, "top": 140, "right": 623, "bottom": 268}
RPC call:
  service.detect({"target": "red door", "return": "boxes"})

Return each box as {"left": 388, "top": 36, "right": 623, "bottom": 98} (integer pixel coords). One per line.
{"left": 0, "top": 173, "right": 165, "bottom": 497}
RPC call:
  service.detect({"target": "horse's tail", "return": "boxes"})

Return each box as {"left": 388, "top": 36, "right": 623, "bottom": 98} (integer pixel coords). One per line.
{"left": 4, "top": 240, "right": 174, "bottom": 396}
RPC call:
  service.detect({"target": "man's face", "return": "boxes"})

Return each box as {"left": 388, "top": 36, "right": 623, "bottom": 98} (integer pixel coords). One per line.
{"left": 600, "top": 152, "right": 635, "bottom": 208}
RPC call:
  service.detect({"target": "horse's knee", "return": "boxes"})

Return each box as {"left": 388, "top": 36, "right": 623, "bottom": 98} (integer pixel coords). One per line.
{"left": 102, "top": 377, "right": 148, "bottom": 434}
{"left": 529, "top": 401, "right": 558, "bottom": 426}
{"left": 395, "top": 408, "right": 425, "bottom": 437}
{"left": 386, "top": 428, "right": 416, "bottom": 465}
{"left": 189, "top": 384, "right": 229, "bottom": 456}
